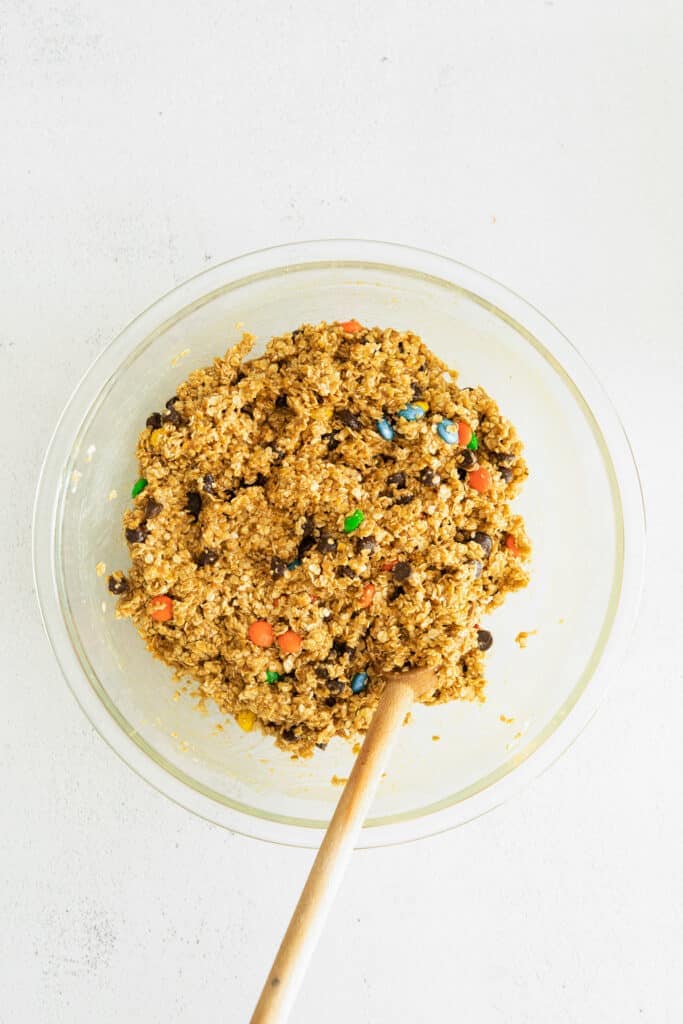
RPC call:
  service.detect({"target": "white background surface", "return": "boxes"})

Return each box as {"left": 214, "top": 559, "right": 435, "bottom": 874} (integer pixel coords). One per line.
{"left": 2, "top": 2, "right": 682, "bottom": 1021}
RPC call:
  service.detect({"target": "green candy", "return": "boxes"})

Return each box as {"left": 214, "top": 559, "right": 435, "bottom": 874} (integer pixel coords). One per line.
{"left": 343, "top": 509, "right": 365, "bottom": 533}
{"left": 265, "top": 670, "right": 280, "bottom": 684}
{"left": 131, "top": 477, "right": 148, "bottom": 498}
{"left": 467, "top": 435, "right": 479, "bottom": 452}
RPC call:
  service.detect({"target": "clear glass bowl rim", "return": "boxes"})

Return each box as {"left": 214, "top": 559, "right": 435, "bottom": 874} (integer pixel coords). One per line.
{"left": 32, "top": 239, "right": 646, "bottom": 849}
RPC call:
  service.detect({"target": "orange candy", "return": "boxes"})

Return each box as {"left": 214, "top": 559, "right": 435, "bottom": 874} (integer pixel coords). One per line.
{"left": 248, "top": 620, "right": 274, "bottom": 647}
{"left": 340, "top": 319, "right": 364, "bottom": 334}
{"left": 505, "top": 533, "right": 521, "bottom": 557}
{"left": 277, "top": 629, "right": 302, "bottom": 654}
{"left": 359, "top": 582, "right": 376, "bottom": 608}
{"left": 468, "top": 467, "right": 491, "bottom": 493}
{"left": 457, "top": 421, "right": 472, "bottom": 446}
{"left": 382, "top": 560, "right": 398, "bottom": 572}
{"left": 150, "top": 595, "right": 173, "bottom": 622}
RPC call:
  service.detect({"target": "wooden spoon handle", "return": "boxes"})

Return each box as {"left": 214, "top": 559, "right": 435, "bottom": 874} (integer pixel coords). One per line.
{"left": 250, "top": 669, "right": 434, "bottom": 1024}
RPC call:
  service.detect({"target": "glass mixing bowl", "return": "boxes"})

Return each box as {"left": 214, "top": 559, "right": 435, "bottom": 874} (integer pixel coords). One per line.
{"left": 33, "top": 240, "right": 645, "bottom": 847}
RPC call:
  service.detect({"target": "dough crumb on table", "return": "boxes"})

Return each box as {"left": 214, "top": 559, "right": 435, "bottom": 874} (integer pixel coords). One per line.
{"left": 108, "top": 321, "right": 530, "bottom": 757}
{"left": 515, "top": 629, "right": 538, "bottom": 649}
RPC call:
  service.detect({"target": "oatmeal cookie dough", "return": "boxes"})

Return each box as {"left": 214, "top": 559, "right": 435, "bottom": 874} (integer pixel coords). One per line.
{"left": 108, "top": 320, "right": 530, "bottom": 756}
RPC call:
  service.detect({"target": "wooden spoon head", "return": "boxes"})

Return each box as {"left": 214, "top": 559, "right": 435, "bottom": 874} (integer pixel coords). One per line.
{"left": 383, "top": 667, "right": 437, "bottom": 699}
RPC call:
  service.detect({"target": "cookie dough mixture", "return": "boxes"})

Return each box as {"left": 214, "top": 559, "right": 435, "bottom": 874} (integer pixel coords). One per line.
{"left": 108, "top": 320, "right": 530, "bottom": 756}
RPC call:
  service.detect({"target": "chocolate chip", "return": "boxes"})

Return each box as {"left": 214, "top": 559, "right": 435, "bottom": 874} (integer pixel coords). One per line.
{"left": 411, "top": 381, "right": 424, "bottom": 400}
{"left": 240, "top": 403, "right": 254, "bottom": 417}
{"left": 495, "top": 452, "right": 515, "bottom": 467}
{"left": 302, "top": 516, "right": 315, "bottom": 537}
{"left": 386, "top": 471, "right": 406, "bottom": 489}
{"left": 324, "top": 432, "right": 341, "bottom": 452}
{"left": 457, "top": 468, "right": 467, "bottom": 481}
{"left": 185, "top": 491, "right": 202, "bottom": 521}
{"left": 392, "top": 561, "right": 412, "bottom": 581}
{"left": 313, "top": 392, "right": 325, "bottom": 405}
{"left": 163, "top": 397, "right": 183, "bottom": 426}
{"left": 477, "top": 629, "right": 493, "bottom": 651}
{"left": 332, "top": 639, "right": 352, "bottom": 657}
{"left": 163, "top": 405, "right": 182, "bottom": 427}
{"left": 107, "top": 574, "right": 129, "bottom": 595}
{"left": 202, "top": 473, "right": 215, "bottom": 494}
{"left": 355, "top": 535, "right": 377, "bottom": 554}
{"left": 419, "top": 467, "right": 441, "bottom": 487}
{"left": 316, "top": 741, "right": 328, "bottom": 749}
{"left": 196, "top": 548, "right": 219, "bottom": 566}
{"left": 500, "top": 467, "right": 514, "bottom": 483}
{"left": 336, "top": 409, "right": 362, "bottom": 432}
{"left": 472, "top": 531, "right": 492, "bottom": 558}
{"left": 393, "top": 493, "right": 416, "bottom": 506}
{"left": 281, "top": 728, "right": 297, "bottom": 743}
{"left": 271, "top": 556, "right": 287, "bottom": 578}
{"left": 326, "top": 680, "right": 344, "bottom": 695}
{"left": 291, "top": 327, "right": 303, "bottom": 340}
{"left": 242, "top": 473, "right": 267, "bottom": 487}
{"left": 335, "top": 565, "right": 356, "bottom": 579}
{"left": 275, "top": 394, "right": 288, "bottom": 408}
{"left": 387, "top": 586, "right": 404, "bottom": 603}
{"left": 459, "top": 449, "right": 477, "bottom": 470}
{"left": 297, "top": 534, "right": 316, "bottom": 559}
{"left": 146, "top": 412, "right": 162, "bottom": 429}
{"left": 144, "top": 498, "right": 162, "bottom": 519}
{"left": 317, "top": 532, "right": 338, "bottom": 556}
{"left": 125, "top": 526, "right": 147, "bottom": 545}
{"left": 315, "top": 665, "right": 330, "bottom": 680}
{"left": 296, "top": 517, "right": 316, "bottom": 558}
{"left": 324, "top": 698, "right": 337, "bottom": 708}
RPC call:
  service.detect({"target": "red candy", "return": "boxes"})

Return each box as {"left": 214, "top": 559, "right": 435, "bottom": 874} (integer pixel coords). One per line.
{"left": 505, "top": 534, "right": 521, "bottom": 557}
{"left": 457, "top": 421, "right": 472, "bottom": 446}
{"left": 340, "top": 319, "right": 364, "bottom": 334}
{"left": 277, "top": 629, "right": 302, "bottom": 653}
{"left": 150, "top": 595, "right": 173, "bottom": 622}
{"left": 468, "top": 467, "right": 491, "bottom": 493}
{"left": 248, "top": 620, "right": 274, "bottom": 647}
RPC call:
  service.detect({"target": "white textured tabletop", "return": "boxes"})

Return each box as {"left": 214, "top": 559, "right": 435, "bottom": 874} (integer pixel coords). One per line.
{"left": 2, "top": 2, "right": 682, "bottom": 1021}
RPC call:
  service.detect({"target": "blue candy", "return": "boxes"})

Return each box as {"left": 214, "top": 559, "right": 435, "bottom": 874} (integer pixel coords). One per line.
{"left": 287, "top": 559, "right": 301, "bottom": 570}
{"left": 437, "top": 418, "right": 459, "bottom": 444}
{"left": 376, "top": 418, "right": 395, "bottom": 441}
{"left": 398, "top": 403, "right": 425, "bottom": 421}
{"left": 351, "top": 672, "right": 369, "bottom": 694}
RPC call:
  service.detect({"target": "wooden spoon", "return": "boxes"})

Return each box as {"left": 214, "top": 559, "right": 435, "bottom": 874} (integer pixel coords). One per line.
{"left": 250, "top": 667, "right": 436, "bottom": 1024}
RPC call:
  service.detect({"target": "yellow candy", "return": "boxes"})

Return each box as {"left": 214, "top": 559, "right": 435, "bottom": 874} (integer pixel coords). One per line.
{"left": 414, "top": 401, "right": 429, "bottom": 412}
{"left": 149, "top": 428, "right": 164, "bottom": 448}
{"left": 236, "top": 709, "right": 256, "bottom": 732}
